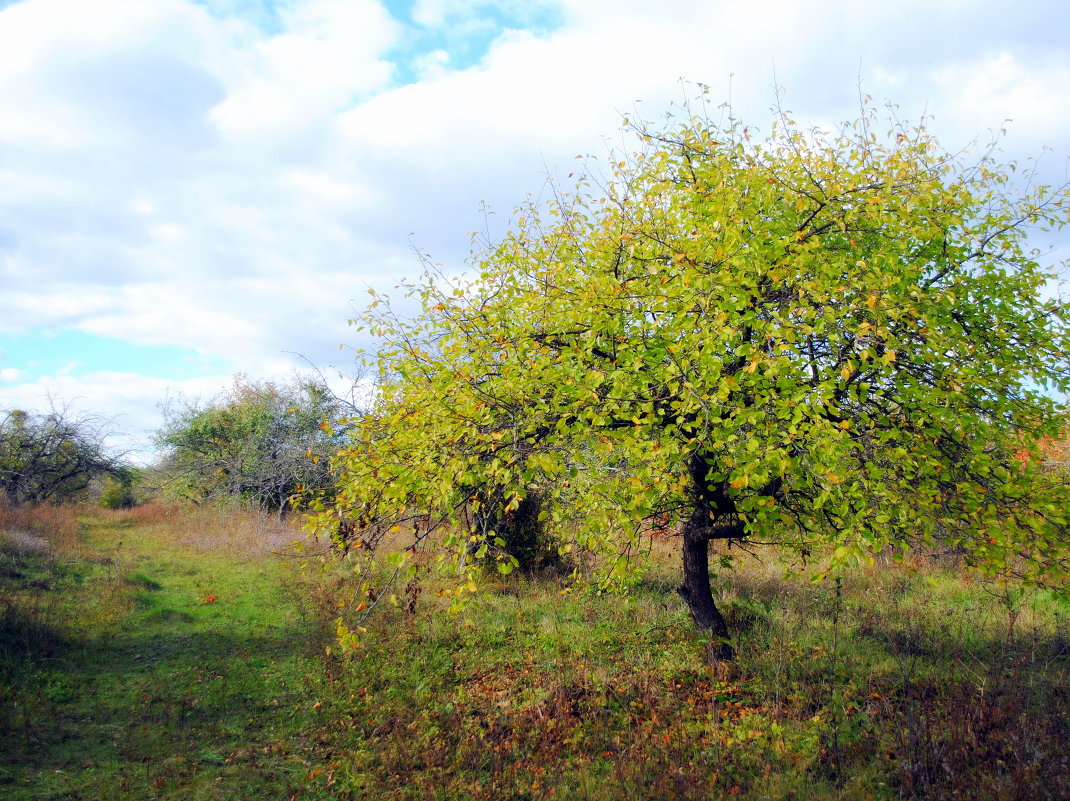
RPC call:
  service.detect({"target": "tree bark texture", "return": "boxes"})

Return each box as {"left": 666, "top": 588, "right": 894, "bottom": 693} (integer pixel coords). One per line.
{"left": 678, "top": 529, "right": 735, "bottom": 661}
{"left": 677, "top": 451, "right": 739, "bottom": 661}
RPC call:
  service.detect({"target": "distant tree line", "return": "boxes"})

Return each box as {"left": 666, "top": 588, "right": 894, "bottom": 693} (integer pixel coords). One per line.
{"left": 2, "top": 373, "right": 359, "bottom": 514}
{"left": 153, "top": 374, "right": 356, "bottom": 515}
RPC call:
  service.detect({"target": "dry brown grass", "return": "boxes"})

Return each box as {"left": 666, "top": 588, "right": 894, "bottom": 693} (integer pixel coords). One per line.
{"left": 95, "top": 502, "right": 307, "bottom": 560}
{"left": 0, "top": 501, "right": 307, "bottom": 563}
{"left": 0, "top": 502, "right": 82, "bottom": 555}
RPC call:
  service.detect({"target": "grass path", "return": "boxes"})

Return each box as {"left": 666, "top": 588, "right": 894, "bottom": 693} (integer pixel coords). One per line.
{"left": 1, "top": 506, "right": 338, "bottom": 801}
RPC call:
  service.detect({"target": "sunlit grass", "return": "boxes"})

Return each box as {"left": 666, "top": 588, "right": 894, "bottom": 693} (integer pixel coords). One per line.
{"left": 0, "top": 503, "right": 333, "bottom": 800}
{"left": 1, "top": 503, "right": 1068, "bottom": 800}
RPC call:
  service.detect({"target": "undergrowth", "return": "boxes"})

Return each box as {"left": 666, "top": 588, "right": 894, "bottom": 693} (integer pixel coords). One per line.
{"left": 1, "top": 503, "right": 1068, "bottom": 799}
{"left": 306, "top": 547, "right": 1070, "bottom": 801}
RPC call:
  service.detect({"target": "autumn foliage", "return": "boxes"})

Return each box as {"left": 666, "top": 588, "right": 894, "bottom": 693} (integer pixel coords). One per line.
{"left": 314, "top": 94, "right": 1070, "bottom": 655}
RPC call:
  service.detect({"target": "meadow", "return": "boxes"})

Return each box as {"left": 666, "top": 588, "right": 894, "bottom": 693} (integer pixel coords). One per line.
{"left": 1, "top": 503, "right": 1068, "bottom": 800}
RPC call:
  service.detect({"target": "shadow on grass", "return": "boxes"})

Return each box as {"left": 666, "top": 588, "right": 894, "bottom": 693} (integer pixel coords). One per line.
{"left": 0, "top": 607, "right": 70, "bottom": 664}
{"left": 1, "top": 616, "right": 331, "bottom": 800}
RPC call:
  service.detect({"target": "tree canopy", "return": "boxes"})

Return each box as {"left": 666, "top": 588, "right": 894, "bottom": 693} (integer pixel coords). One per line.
{"left": 318, "top": 97, "right": 1070, "bottom": 657}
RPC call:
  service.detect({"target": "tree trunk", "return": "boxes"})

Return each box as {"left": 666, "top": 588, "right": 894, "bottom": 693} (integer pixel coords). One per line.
{"left": 678, "top": 530, "right": 734, "bottom": 661}
{"left": 677, "top": 450, "right": 737, "bottom": 661}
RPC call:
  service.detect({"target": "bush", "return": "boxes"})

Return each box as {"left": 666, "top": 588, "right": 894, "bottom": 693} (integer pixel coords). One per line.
{"left": 98, "top": 468, "right": 140, "bottom": 509}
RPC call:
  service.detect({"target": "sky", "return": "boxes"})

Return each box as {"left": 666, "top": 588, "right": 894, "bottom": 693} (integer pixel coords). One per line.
{"left": 0, "top": 0, "right": 1068, "bottom": 460}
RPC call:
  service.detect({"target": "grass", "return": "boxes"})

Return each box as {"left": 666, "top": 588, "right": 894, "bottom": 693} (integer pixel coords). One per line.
{"left": 2, "top": 503, "right": 1069, "bottom": 800}
{"left": 0, "top": 503, "right": 337, "bottom": 800}
{"left": 315, "top": 552, "right": 1070, "bottom": 801}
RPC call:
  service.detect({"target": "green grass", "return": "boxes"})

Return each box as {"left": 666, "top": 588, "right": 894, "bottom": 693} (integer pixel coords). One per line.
{"left": 2, "top": 505, "right": 1069, "bottom": 800}
{"left": 0, "top": 504, "right": 338, "bottom": 800}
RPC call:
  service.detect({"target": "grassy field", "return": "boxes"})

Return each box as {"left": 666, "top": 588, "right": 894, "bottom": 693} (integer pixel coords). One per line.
{"left": 2, "top": 503, "right": 1068, "bottom": 800}
{"left": 0, "top": 503, "right": 338, "bottom": 800}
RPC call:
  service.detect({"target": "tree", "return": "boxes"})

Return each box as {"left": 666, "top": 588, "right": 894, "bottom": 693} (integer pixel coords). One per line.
{"left": 0, "top": 402, "right": 121, "bottom": 505}
{"left": 319, "top": 96, "right": 1070, "bottom": 658}
{"left": 155, "top": 375, "right": 350, "bottom": 515}
{"left": 98, "top": 465, "right": 143, "bottom": 509}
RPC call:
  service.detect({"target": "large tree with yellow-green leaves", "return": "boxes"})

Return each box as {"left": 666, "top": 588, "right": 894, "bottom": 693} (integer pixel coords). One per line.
{"left": 317, "top": 98, "right": 1070, "bottom": 658}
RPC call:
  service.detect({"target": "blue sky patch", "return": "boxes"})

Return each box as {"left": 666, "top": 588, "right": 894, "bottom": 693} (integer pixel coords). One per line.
{"left": 184, "top": 0, "right": 564, "bottom": 86}
{"left": 0, "top": 330, "right": 231, "bottom": 382}
{"left": 189, "top": 0, "right": 285, "bottom": 34}
{"left": 385, "top": 2, "right": 564, "bottom": 85}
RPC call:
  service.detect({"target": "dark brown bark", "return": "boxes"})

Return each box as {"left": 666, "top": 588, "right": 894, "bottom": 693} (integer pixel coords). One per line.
{"left": 676, "top": 451, "right": 740, "bottom": 661}
{"left": 678, "top": 530, "right": 734, "bottom": 660}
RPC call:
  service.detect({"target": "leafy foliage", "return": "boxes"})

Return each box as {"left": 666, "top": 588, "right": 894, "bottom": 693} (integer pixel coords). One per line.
{"left": 0, "top": 402, "right": 120, "bottom": 505}
{"left": 98, "top": 465, "right": 143, "bottom": 509}
{"left": 318, "top": 95, "right": 1070, "bottom": 651}
{"left": 155, "top": 375, "right": 351, "bottom": 513}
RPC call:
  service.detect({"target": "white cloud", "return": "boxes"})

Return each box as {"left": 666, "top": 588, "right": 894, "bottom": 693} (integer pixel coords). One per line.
{"left": 413, "top": 48, "right": 451, "bottom": 80}
{"left": 0, "top": 0, "right": 227, "bottom": 149}
{"left": 933, "top": 53, "right": 1070, "bottom": 145}
{"left": 0, "top": 368, "right": 26, "bottom": 382}
{"left": 210, "top": 0, "right": 399, "bottom": 142}
{"left": 0, "top": 0, "right": 1066, "bottom": 456}
{"left": 0, "top": 370, "right": 237, "bottom": 460}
